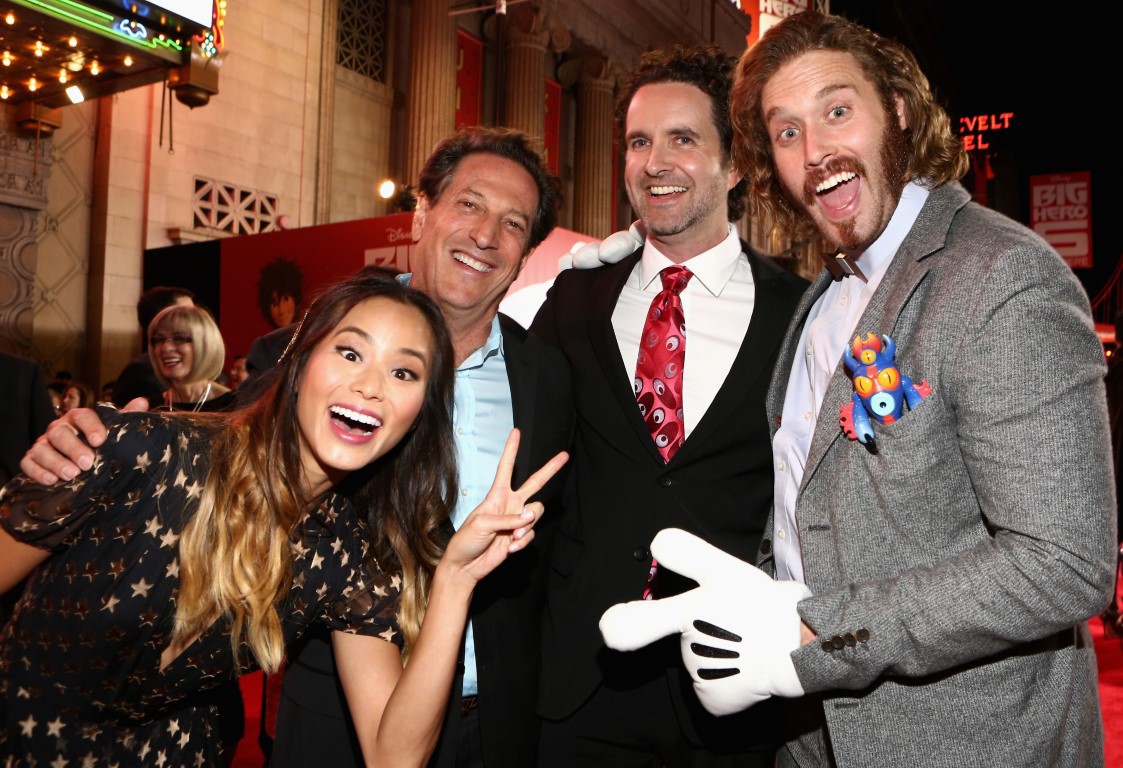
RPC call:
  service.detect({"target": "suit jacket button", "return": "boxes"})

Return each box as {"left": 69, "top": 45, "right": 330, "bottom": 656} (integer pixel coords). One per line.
{"left": 658, "top": 475, "right": 673, "bottom": 487}
{"left": 855, "top": 628, "right": 870, "bottom": 643}
{"left": 843, "top": 632, "right": 857, "bottom": 647}
{"left": 830, "top": 635, "right": 846, "bottom": 651}
{"left": 633, "top": 547, "right": 650, "bottom": 561}
{"left": 820, "top": 639, "right": 834, "bottom": 653}
{"left": 759, "top": 538, "right": 772, "bottom": 555}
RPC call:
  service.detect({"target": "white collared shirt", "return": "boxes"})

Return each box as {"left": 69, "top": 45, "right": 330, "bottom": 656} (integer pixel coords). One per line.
{"left": 773, "top": 182, "right": 930, "bottom": 582}
{"left": 612, "top": 224, "right": 755, "bottom": 441}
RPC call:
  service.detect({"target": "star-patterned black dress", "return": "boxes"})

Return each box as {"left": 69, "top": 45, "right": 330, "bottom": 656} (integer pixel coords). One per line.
{"left": 0, "top": 408, "right": 403, "bottom": 766}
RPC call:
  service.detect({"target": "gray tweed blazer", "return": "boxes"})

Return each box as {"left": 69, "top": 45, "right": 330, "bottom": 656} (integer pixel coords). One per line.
{"left": 761, "top": 182, "right": 1116, "bottom": 768}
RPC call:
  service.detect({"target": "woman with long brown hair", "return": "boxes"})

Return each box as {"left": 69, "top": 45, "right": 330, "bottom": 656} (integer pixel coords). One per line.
{"left": 0, "top": 268, "right": 566, "bottom": 766}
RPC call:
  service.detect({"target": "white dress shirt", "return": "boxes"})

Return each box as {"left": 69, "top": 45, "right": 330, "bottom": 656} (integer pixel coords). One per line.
{"left": 612, "top": 224, "right": 755, "bottom": 440}
{"left": 773, "top": 182, "right": 930, "bottom": 582}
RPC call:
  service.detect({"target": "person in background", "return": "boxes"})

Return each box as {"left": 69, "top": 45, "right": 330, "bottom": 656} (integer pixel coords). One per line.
{"left": 21, "top": 126, "right": 575, "bottom": 768}
{"left": 113, "top": 285, "right": 196, "bottom": 407}
{"left": 0, "top": 269, "right": 567, "bottom": 765}
{"left": 598, "top": 11, "right": 1116, "bottom": 767}
{"left": 228, "top": 354, "right": 249, "bottom": 390}
{"left": 149, "top": 304, "right": 237, "bottom": 413}
{"left": 60, "top": 380, "right": 95, "bottom": 415}
{"left": 46, "top": 380, "right": 65, "bottom": 416}
{"left": 529, "top": 45, "right": 807, "bottom": 767}
{"left": 99, "top": 380, "right": 116, "bottom": 404}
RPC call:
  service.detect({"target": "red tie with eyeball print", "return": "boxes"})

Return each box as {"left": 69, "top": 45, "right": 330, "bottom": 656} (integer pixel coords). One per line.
{"left": 635, "top": 265, "right": 692, "bottom": 599}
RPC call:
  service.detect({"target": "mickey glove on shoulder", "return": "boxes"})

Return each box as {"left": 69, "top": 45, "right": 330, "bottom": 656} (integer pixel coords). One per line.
{"left": 558, "top": 221, "right": 646, "bottom": 270}
{"left": 599, "top": 528, "right": 812, "bottom": 716}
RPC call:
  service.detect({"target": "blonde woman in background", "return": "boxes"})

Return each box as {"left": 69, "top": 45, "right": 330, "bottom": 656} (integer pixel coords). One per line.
{"left": 149, "top": 303, "right": 237, "bottom": 413}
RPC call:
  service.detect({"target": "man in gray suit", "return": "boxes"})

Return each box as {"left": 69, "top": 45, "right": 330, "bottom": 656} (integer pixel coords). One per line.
{"left": 599, "top": 10, "right": 1116, "bottom": 767}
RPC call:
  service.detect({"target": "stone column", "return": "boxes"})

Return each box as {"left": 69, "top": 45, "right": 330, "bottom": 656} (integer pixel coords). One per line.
{"left": 405, "top": 0, "right": 458, "bottom": 186}
{"left": 502, "top": 5, "right": 569, "bottom": 154}
{"left": 571, "top": 55, "right": 615, "bottom": 239}
{"left": 0, "top": 107, "right": 52, "bottom": 358}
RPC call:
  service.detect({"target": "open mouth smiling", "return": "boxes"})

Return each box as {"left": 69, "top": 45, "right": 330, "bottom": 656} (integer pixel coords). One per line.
{"left": 454, "top": 252, "right": 493, "bottom": 272}
{"left": 815, "top": 171, "right": 857, "bottom": 194}
{"left": 330, "top": 405, "right": 382, "bottom": 435}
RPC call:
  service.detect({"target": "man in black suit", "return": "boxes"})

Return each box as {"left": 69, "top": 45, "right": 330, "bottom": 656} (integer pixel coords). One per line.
{"left": 530, "top": 45, "right": 808, "bottom": 766}
{"left": 21, "top": 127, "right": 572, "bottom": 768}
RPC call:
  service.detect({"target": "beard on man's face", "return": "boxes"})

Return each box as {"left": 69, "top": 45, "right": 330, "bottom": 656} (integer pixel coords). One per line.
{"left": 783, "top": 116, "right": 912, "bottom": 250}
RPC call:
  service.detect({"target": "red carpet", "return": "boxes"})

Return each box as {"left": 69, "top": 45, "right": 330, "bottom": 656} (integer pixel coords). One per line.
{"left": 230, "top": 602, "right": 1123, "bottom": 768}
{"left": 1098, "top": 598, "right": 1123, "bottom": 768}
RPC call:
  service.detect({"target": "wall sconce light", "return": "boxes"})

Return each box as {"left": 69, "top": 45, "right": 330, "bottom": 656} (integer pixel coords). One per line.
{"left": 377, "top": 179, "right": 417, "bottom": 212}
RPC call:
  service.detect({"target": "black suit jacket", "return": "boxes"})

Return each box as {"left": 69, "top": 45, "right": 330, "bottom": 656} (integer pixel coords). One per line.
{"left": 529, "top": 243, "right": 807, "bottom": 745}
{"left": 237, "top": 324, "right": 296, "bottom": 406}
{"left": 0, "top": 351, "right": 54, "bottom": 486}
{"left": 274, "top": 314, "right": 573, "bottom": 768}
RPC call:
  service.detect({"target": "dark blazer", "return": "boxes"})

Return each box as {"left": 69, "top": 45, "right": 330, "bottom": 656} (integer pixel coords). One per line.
{"left": 237, "top": 323, "right": 296, "bottom": 406}
{"left": 0, "top": 351, "right": 55, "bottom": 486}
{"left": 111, "top": 354, "right": 163, "bottom": 408}
{"left": 529, "top": 243, "right": 807, "bottom": 745}
{"left": 273, "top": 314, "right": 573, "bottom": 768}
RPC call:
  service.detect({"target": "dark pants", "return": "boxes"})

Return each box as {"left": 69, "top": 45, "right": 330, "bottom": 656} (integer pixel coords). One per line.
{"left": 538, "top": 669, "right": 777, "bottom": 768}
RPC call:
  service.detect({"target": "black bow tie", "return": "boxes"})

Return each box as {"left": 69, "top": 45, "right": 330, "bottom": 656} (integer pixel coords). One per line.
{"left": 821, "top": 251, "right": 868, "bottom": 282}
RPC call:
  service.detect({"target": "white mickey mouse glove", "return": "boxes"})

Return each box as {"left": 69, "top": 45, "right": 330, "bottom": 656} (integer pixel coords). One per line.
{"left": 599, "top": 528, "right": 812, "bottom": 716}
{"left": 558, "top": 221, "right": 646, "bottom": 270}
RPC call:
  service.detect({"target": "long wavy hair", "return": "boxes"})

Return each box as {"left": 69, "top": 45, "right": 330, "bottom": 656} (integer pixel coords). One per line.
{"left": 173, "top": 267, "right": 457, "bottom": 671}
{"left": 730, "top": 10, "right": 969, "bottom": 241}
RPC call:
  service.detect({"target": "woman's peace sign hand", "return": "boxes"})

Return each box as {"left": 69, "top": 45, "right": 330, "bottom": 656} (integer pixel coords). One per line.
{"left": 443, "top": 428, "right": 568, "bottom": 584}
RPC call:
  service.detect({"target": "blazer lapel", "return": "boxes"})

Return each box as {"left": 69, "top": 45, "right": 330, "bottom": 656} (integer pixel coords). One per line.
{"left": 500, "top": 316, "right": 535, "bottom": 485}
{"left": 584, "top": 251, "right": 672, "bottom": 464}
{"left": 798, "top": 183, "right": 966, "bottom": 487}
{"left": 767, "top": 270, "right": 833, "bottom": 435}
{"left": 683, "top": 249, "right": 800, "bottom": 459}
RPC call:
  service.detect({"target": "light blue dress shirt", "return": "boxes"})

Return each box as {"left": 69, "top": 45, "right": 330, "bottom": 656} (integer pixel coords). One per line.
{"left": 399, "top": 273, "right": 514, "bottom": 697}
{"left": 451, "top": 316, "right": 513, "bottom": 697}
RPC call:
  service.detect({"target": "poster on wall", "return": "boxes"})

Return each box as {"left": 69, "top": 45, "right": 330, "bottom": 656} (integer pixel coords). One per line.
{"left": 1030, "top": 171, "right": 1092, "bottom": 269}
{"left": 218, "top": 213, "right": 415, "bottom": 366}
{"left": 215, "top": 214, "right": 597, "bottom": 370}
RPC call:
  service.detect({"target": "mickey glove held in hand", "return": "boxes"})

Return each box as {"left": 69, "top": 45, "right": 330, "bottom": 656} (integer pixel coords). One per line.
{"left": 599, "top": 528, "right": 812, "bottom": 716}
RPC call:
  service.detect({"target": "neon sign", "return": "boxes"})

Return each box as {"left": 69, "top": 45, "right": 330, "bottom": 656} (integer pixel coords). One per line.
{"left": 959, "top": 112, "right": 1014, "bottom": 151}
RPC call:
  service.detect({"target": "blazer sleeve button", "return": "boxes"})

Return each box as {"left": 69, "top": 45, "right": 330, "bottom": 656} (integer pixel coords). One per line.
{"left": 856, "top": 628, "right": 870, "bottom": 643}
{"left": 830, "top": 635, "right": 846, "bottom": 651}
{"left": 843, "top": 632, "right": 857, "bottom": 647}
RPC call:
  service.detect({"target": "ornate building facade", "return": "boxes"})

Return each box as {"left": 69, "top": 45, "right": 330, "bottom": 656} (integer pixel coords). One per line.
{"left": 0, "top": 0, "right": 827, "bottom": 387}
